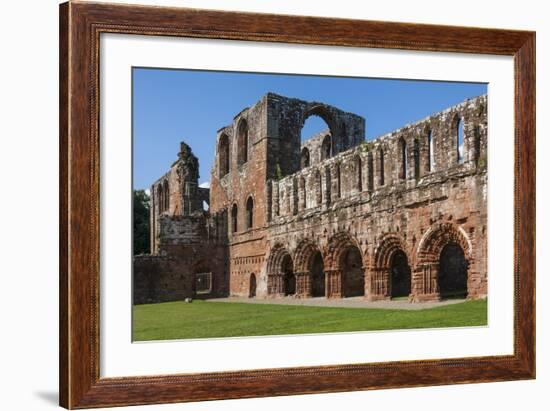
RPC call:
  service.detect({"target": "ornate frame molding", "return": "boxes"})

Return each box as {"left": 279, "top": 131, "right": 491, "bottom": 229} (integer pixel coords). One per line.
{"left": 59, "top": 1, "right": 535, "bottom": 408}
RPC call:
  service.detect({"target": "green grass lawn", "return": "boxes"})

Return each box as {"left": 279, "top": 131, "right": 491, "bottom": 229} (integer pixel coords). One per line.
{"left": 132, "top": 298, "right": 487, "bottom": 341}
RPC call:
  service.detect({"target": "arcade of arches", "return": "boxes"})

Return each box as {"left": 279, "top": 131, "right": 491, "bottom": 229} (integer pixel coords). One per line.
{"left": 265, "top": 225, "right": 471, "bottom": 301}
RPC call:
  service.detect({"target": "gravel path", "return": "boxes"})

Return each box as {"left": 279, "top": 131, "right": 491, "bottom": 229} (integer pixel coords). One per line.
{"left": 208, "top": 296, "right": 466, "bottom": 311}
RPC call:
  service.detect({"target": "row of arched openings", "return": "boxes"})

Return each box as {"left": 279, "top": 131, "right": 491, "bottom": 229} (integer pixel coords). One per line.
{"left": 299, "top": 115, "right": 467, "bottom": 187}
{"left": 156, "top": 180, "right": 169, "bottom": 213}
{"left": 218, "top": 119, "right": 249, "bottom": 178}
{"left": 377, "top": 116, "right": 466, "bottom": 185}
{"left": 266, "top": 233, "right": 469, "bottom": 299}
{"left": 290, "top": 121, "right": 468, "bottom": 213}
{"left": 230, "top": 196, "right": 255, "bottom": 234}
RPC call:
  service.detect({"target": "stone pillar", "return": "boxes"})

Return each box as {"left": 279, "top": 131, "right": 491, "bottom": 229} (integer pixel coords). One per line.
{"left": 410, "top": 262, "right": 441, "bottom": 302}
{"left": 266, "top": 181, "right": 273, "bottom": 222}
{"left": 323, "top": 166, "right": 332, "bottom": 208}
{"left": 326, "top": 269, "right": 342, "bottom": 298}
{"left": 330, "top": 165, "right": 341, "bottom": 202}
{"left": 366, "top": 267, "right": 390, "bottom": 301}
{"left": 298, "top": 178, "right": 306, "bottom": 212}
{"left": 292, "top": 177, "right": 299, "bottom": 215}
{"left": 272, "top": 181, "right": 280, "bottom": 217}
{"left": 295, "top": 272, "right": 311, "bottom": 298}
{"left": 267, "top": 273, "right": 285, "bottom": 297}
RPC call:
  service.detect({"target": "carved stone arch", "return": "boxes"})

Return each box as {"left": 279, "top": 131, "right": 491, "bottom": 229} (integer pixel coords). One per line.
{"left": 372, "top": 233, "right": 412, "bottom": 299}
{"left": 293, "top": 238, "right": 324, "bottom": 297}
{"left": 293, "top": 238, "right": 321, "bottom": 273}
{"left": 324, "top": 231, "right": 363, "bottom": 270}
{"left": 266, "top": 243, "right": 292, "bottom": 274}
{"left": 373, "top": 233, "right": 408, "bottom": 270}
{"left": 302, "top": 105, "right": 337, "bottom": 135}
{"left": 266, "top": 243, "right": 294, "bottom": 296}
{"left": 324, "top": 231, "right": 365, "bottom": 298}
{"left": 416, "top": 223, "right": 473, "bottom": 265}
{"left": 412, "top": 223, "right": 473, "bottom": 301}
{"left": 302, "top": 105, "right": 345, "bottom": 155}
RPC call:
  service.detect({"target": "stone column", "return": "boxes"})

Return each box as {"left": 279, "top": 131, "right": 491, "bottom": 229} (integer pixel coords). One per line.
{"left": 330, "top": 165, "right": 341, "bottom": 202}
{"left": 292, "top": 177, "right": 299, "bottom": 215}
{"left": 267, "top": 273, "right": 285, "bottom": 298}
{"left": 266, "top": 181, "right": 273, "bottom": 222}
{"left": 326, "top": 269, "right": 342, "bottom": 298}
{"left": 366, "top": 267, "right": 390, "bottom": 301}
{"left": 295, "top": 272, "right": 311, "bottom": 298}
{"left": 272, "top": 181, "right": 280, "bottom": 217}
{"left": 298, "top": 178, "right": 306, "bottom": 212}
{"left": 323, "top": 166, "right": 332, "bottom": 208}
{"left": 410, "top": 263, "right": 441, "bottom": 302}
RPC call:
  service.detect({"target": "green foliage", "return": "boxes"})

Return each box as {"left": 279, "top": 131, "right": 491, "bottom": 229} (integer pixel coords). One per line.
{"left": 275, "top": 163, "right": 284, "bottom": 181}
{"left": 133, "top": 189, "right": 150, "bottom": 255}
{"left": 477, "top": 153, "right": 487, "bottom": 170}
{"left": 360, "top": 141, "right": 374, "bottom": 153}
{"left": 133, "top": 298, "right": 487, "bottom": 341}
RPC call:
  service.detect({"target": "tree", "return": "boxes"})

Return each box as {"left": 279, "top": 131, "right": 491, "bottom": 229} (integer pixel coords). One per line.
{"left": 133, "top": 189, "right": 150, "bottom": 255}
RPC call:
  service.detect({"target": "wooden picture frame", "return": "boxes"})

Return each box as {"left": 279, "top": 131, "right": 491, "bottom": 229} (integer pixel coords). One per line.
{"left": 59, "top": 1, "right": 535, "bottom": 408}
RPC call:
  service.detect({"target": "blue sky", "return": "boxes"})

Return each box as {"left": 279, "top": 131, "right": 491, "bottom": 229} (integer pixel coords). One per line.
{"left": 133, "top": 68, "right": 486, "bottom": 190}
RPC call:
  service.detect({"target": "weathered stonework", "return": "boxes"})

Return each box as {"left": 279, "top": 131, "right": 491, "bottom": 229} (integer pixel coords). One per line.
{"left": 134, "top": 92, "right": 487, "bottom": 304}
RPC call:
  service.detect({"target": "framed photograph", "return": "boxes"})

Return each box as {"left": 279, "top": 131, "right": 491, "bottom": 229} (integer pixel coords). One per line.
{"left": 59, "top": 1, "right": 535, "bottom": 408}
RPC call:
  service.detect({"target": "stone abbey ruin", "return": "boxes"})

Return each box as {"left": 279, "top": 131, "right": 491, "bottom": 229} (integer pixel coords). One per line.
{"left": 134, "top": 92, "right": 488, "bottom": 304}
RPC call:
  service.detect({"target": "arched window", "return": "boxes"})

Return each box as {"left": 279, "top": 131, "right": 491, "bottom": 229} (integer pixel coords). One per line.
{"left": 324, "top": 166, "right": 331, "bottom": 205}
{"left": 300, "top": 147, "right": 310, "bottom": 169}
{"left": 237, "top": 119, "right": 249, "bottom": 166}
{"left": 336, "top": 163, "right": 341, "bottom": 198}
{"left": 157, "top": 184, "right": 163, "bottom": 213}
{"left": 301, "top": 110, "right": 333, "bottom": 146}
{"left": 457, "top": 117, "right": 465, "bottom": 163}
{"left": 427, "top": 129, "right": 434, "bottom": 172}
{"left": 355, "top": 155, "right": 362, "bottom": 191}
{"left": 299, "top": 176, "right": 307, "bottom": 209}
{"left": 246, "top": 197, "right": 254, "bottom": 229}
{"left": 413, "top": 138, "right": 420, "bottom": 179}
{"left": 321, "top": 134, "right": 332, "bottom": 160}
{"left": 379, "top": 148, "right": 385, "bottom": 186}
{"left": 163, "top": 180, "right": 169, "bottom": 212}
{"left": 399, "top": 137, "right": 407, "bottom": 180}
{"left": 231, "top": 204, "right": 238, "bottom": 233}
{"left": 367, "top": 153, "right": 374, "bottom": 191}
{"left": 315, "top": 170, "right": 322, "bottom": 205}
{"left": 218, "top": 133, "right": 230, "bottom": 177}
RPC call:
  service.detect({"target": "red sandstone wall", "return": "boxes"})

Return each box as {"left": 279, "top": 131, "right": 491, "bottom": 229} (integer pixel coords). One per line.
{"left": 138, "top": 92, "right": 487, "bottom": 303}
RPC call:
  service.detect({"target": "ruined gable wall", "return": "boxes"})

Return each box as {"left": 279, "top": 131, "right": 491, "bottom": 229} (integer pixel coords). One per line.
{"left": 265, "top": 93, "right": 365, "bottom": 180}
{"left": 208, "top": 95, "right": 271, "bottom": 297}
{"left": 139, "top": 143, "right": 228, "bottom": 303}
{"left": 210, "top": 93, "right": 366, "bottom": 297}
